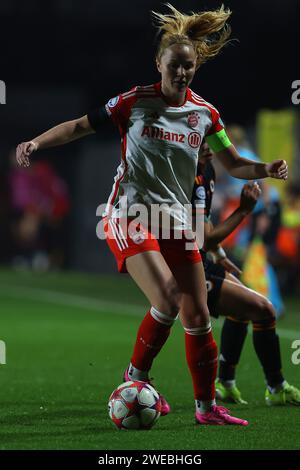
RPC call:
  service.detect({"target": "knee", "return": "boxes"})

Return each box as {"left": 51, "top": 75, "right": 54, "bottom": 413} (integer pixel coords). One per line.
{"left": 155, "top": 280, "right": 181, "bottom": 317}
{"left": 253, "top": 297, "right": 276, "bottom": 322}
{"left": 181, "top": 303, "right": 211, "bottom": 329}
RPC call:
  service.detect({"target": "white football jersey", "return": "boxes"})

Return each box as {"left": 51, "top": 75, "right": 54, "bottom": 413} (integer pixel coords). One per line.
{"left": 104, "top": 82, "right": 224, "bottom": 229}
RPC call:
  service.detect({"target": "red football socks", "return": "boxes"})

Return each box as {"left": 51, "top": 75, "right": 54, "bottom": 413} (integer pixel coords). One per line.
{"left": 185, "top": 326, "right": 218, "bottom": 401}
{"left": 130, "top": 307, "right": 175, "bottom": 372}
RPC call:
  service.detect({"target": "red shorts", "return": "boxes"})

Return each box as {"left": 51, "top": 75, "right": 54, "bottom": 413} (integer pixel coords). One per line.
{"left": 103, "top": 217, "right": 202, "bottom": 273}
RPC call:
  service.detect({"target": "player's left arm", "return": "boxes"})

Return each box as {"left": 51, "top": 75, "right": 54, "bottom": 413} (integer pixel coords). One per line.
{"left": 205, "top": 117, "right": 288, "bottom": 181}
{"left": 215, "top": 144, "right": 288, "bottom": 181}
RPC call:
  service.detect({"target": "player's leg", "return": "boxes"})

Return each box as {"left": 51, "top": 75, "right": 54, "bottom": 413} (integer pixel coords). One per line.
{"left": 204, "top": 262, "right": 249, "bottom": 404}
{"left": 173, "top": 261, "right": 247, "bottom": 425}
{"left": 125, "top": 250, "right": 181, "bottom": 415}
{"left": 215, "top": 273, "right": 300, "bottom": 405}
{"left": 125, "top": 250, "right": 180, "bottom": 374}
{"left": 216, "top": 311, "right": 249, "bottom": 404}
{"left": 103, "top": 218, "right": 180, "bottom": 415}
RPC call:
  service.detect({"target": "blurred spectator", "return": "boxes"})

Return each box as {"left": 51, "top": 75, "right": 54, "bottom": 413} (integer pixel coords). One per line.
{"left": 8, "top": 150, "right": 70, "bottom": 271}
{"left": 215, "top": 125, "right": 281, "bottom": 259}
{"left": 275, "top": 184, "right": 300, "bottom": 292}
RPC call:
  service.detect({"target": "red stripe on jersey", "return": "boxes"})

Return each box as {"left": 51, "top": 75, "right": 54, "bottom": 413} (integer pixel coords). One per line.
{"left": 189, "top": 91, "right": 222, "bottom": 135}
{"left": 122, "top": 91, "right": 155, "bottom": 99}
{"left": 138, "top": 84, "right": 156, "bottom": 90}
{"left": 123, "top": 92, "right": 156, "bottom": 101}
{"left": 136, "top": 85, "right": 156, "bottom": 92}
{"left": 122, "top": 86, "right": 138, "bottom": 97}
{"left": 191, "top": 92, "right": 218, "bottom": 113}
{"left": 106, "top": 84, "right": 159, "bottom": 211}
{"left": 122, "top": 86, "right": 156, "bottom": 98}
{"left": 191, "top": 91, "right": 219, "bottom": 112}
{"left": 205, "top": 106, "right": 223, "bottom": 135}
{"left": 191, "top": 91, "right": 204, "bottom": 100}
{"left": 106, "top": 90, "right": 141, "bottom": 209}
{"left": 191, "top": 92, "right": 205, "bottom": 103}
{"left": 107, "top": 134, "right": 128, "bottom": 211}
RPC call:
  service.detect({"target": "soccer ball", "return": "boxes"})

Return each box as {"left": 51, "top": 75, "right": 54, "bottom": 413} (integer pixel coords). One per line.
{"left": 108, "top": 381, "right": 162, "bottom": 430}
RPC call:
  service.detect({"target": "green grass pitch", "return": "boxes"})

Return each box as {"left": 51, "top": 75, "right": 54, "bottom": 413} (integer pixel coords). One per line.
{"left": 0, "top": 268, "right": 299, "bottom": 450}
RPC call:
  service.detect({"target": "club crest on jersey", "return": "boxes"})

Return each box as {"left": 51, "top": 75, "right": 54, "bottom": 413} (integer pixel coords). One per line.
{"left": 128, "top": 223, "right": 146, "bottom": 245}
{"left": 195, "top": 175, "right": 204, "bottom": 185}
{"left": 196, "top": 186, "right": 206, "bottom": 200}
{"left": 129, "top": 231, "right": 146, "bottom": 245}
{"left": 188, "top": 132, "right": 202, "bottom": 149}
{"left": 206, "top": 280, "right": 213, "bottom": 292}
{"left": 188, "top": 112, "right": 199, "bottom": 128}
{"left": 107, "top": 96, "right": 119, "bottom": 108}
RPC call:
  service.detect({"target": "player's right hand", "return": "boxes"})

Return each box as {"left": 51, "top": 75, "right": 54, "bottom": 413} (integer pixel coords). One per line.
{"left": 239, "top": 182, "right": 261, "bottom": 214}
{"left": 16, "top": 141, "right": 38, "bottom": 167}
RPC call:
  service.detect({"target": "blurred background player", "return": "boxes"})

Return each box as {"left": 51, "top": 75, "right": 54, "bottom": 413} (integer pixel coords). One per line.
{"left": 192, "top": 143, "right": 300, "bottom": 405}
{"left": 15, "top": 4, "right": 288, "bottom": 426}
{"left": 215, "top": 125, "right": 285, "bottom": 317}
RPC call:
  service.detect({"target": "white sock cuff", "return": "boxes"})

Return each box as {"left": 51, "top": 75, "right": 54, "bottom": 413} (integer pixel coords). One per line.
{"left": 128, "top": 363, "right": 148, "bottom": 381}
{"left": 195, "top": 399, "right": 216, "bottom": 413}
{"left": 184, "top": 323, "right": 212, "bottom": 336}
{"left": 150, "top": 306, "right": 176, "bottom": 326}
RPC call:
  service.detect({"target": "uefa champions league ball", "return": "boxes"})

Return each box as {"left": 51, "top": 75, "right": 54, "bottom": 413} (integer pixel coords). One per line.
{"left": 108, "top": 381, "right": 162, "bottom": 430}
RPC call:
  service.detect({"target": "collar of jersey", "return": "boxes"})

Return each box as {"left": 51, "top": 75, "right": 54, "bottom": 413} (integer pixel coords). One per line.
{"left": 154, "top": 82, "right": 191, "bottom": 107}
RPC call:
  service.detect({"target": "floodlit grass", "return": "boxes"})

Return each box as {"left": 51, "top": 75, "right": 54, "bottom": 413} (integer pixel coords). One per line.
{"left": 0, "top": 269, "right": 299, "bottom": 450}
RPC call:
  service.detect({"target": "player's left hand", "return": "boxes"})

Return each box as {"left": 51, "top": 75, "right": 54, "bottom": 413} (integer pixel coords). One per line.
{"left": 266, "top": 159, "right": 288, "bottom": 180}
{"left": 218, "top": 257, "right": 242, "bottom": 276}
{"left": 239, "top": 182, "right": 261, "bottom": 213}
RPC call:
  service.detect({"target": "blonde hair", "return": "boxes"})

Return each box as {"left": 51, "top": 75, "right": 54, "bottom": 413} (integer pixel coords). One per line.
{"left": 153, "top": 3, "right": 232, "bottom": 67}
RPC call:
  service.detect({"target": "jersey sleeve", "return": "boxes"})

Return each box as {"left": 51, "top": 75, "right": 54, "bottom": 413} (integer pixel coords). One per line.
{"left": 104, "top": 94, "right": 126, "bottom": 126}
{"left": 105, "top": 87, "right": 138, "bottom": 130}
{"left": 205, "top": 107, "right": 232, "bottom": 153}
{"left": 87, "top": 107, "right": 110, "bottom": 132}
{"left": 88, "top": 87, "right": 137, "bottom": 134}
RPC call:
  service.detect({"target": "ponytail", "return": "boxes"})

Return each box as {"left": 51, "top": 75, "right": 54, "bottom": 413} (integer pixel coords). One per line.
{"left": 153, "top": 3, "right": 232, "bottom": 67}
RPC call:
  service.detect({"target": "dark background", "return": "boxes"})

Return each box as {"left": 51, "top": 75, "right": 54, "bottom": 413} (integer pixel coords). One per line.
{"left": 1, "top": 0, "right": 298, "bottom": 123}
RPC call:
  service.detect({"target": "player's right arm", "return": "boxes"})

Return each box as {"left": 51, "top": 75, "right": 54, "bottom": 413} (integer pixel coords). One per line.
{"left": 16, "top": 115, "right": 95, "bottom": 167}
{"left": 16, "top": 91, "right": 130, "bottom": 167}
{"left": 204, "top": 182, "right": 261, "bottom": 251}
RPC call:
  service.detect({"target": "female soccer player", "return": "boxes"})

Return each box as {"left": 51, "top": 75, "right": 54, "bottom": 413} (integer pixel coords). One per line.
{"left": 16, "top": 4, "right": 288, "bottom": 426}
{"left": 192, "top": 143, "right": 299, "bottom": 406}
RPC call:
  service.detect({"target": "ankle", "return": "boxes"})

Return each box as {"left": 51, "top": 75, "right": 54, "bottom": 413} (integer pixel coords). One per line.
{"left": 219, "top": 379, "right": 236, "bottom": 389}
{"left": 127, "top": 363, "right": 149, "bottom": 381}
{"left": 195, "top": 399, "right": 216, "bottom": 414}
{"left": 267, "top": 380, "right": 286, "bottom": 394}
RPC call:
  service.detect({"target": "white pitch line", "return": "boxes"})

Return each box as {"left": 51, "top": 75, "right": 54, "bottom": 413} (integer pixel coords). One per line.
{"left": 0, "top": 284, "right": 144, "bottom": 317}
{"left": 0, "top": 284, "right": 299, "bottom": 340}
